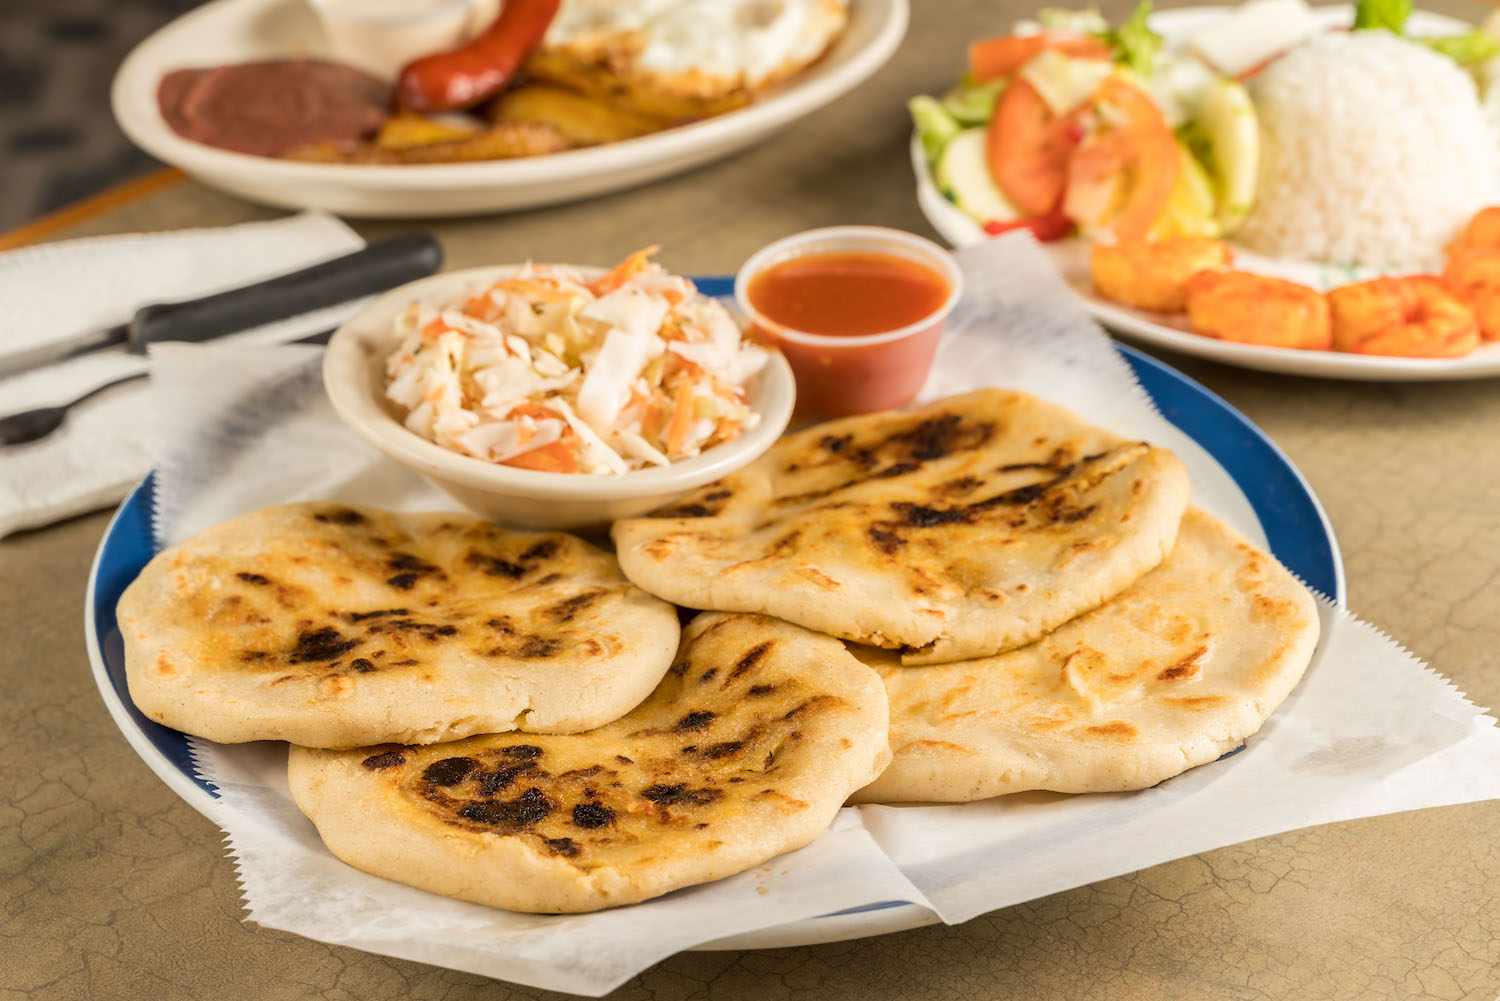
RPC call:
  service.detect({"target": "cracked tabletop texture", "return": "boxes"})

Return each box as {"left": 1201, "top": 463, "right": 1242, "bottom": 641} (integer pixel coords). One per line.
{"left": 4, "top": 0, "right": 1500, "bottom": 997}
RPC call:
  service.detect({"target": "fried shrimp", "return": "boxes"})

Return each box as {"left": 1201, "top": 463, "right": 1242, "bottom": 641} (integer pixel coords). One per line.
{"left": 1327, "top": 276, "right": 1479, "bottom": 357}
{"left": 1443, "top": 245, "right": 1500, "bottom": 341}
{"left": 1184, "top": 271, "right": 1331, "bottom": 349}
{"left": 1451, "top": 206, "right": 1500, "bottom": 252}
{"left": 1091, "top": 237, "right": 1233, "bottom": 314}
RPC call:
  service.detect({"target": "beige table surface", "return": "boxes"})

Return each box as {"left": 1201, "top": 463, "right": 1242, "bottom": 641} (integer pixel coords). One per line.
{"left": 5, "top": 2, "right": 1500, "bottom": 998}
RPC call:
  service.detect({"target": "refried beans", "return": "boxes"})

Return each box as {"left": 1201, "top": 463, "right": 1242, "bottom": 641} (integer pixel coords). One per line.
{"left": 157, "top": 59, "right": 390, "bottom": 157}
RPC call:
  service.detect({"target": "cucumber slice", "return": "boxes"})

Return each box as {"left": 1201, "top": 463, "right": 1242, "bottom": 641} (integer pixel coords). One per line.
{"left": 935, "top": 128, "right": 1020, "bottom": 224}
{"left": 1189, "top": 76, "right": 1258, "bottom": 233}
{"left": 909, "top": 95, "right": 962, "bottom": 163}
{"left": 941, "top": 79, "right": 1007, "bottom": 126}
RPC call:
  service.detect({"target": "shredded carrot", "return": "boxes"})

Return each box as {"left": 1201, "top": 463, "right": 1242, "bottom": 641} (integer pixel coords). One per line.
{"left": 590, "top": 245, "right": 661, "bottom": 296}
{"left": 665, "top": 381, "right": 695, "bottom": 455}
{"left": 463, "top": 293, "right": 501, "bottom": 322}
{"left": 640, "top": 387, "right": 669, "bottom": 440}
{"left": 503, "top": 438, "right": 579, "bottom": 473}
{"left": 421, "top": 319, "right": 452, "bottom": 340}
{"left": 715, "top": 417, "right": 742, "bottom": 440}
{"left": 665, "top": 355, "right": 706, "bottom": 381}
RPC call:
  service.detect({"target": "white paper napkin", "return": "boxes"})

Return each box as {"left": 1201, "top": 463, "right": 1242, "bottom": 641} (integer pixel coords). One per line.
{"left": 139, "top": 234, "right": 1500, "bottom": 996}
{"left": 0, "top": 212, "right": 367, "bottom": 538}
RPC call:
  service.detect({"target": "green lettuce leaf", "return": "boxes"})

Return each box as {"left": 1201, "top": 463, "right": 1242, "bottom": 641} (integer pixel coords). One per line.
{"left": 1419, "top": 30, "right": 1500, "bottom": 65}
{"left": 1110, "top": 1, "right": 1163, "bottom": 77}
{"left": 1352, "top": 0, "right": 1412, "bottom": 32}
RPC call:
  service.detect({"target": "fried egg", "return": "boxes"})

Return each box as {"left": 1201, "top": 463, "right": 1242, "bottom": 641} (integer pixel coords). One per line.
{"left": 529, "top": 0, "right": 849, "bottom": 118}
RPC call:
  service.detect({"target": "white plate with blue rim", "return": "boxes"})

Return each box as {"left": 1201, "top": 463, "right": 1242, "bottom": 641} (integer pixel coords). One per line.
{"left": 83, "top": 276, "right": 1344, "bottom": 951}
{"left": 913, "top": 4, "right": 1500, "bottom": 381}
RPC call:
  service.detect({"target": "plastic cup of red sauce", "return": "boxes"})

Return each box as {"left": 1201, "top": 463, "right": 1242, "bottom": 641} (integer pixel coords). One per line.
{"left": 734, "top": 226, "right": 964, "bottom": 418}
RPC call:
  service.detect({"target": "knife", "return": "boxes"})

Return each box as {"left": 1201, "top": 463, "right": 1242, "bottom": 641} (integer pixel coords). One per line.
{"left": 0, "top": 231, "right": 444, "bottom": 379}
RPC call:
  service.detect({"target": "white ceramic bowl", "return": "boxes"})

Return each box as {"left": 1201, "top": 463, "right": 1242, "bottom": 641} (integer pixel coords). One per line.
{"left": 323, "top": 265, "right": 796, "bottom": 529}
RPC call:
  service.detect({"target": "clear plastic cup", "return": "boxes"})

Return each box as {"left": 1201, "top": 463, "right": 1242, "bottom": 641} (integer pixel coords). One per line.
{"left": 734, "top": 226, "right": 963, "bottom": 418}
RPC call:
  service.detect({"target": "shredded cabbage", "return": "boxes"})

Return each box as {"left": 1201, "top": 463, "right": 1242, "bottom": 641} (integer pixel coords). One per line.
{"left": 384, "top": 251, "right": 766, "bottom": 475}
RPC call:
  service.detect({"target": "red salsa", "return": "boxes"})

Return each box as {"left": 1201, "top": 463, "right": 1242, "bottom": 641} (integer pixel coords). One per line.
{"left": 745, "top": 251, "right": 952, "bottom": 336}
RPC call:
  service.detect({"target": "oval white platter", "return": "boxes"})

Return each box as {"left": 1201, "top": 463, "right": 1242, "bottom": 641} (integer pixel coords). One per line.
{"left": 113, "top": 0, "right": 908, "bottom": 218}
{"left": 913, "top": 5, "right": 1500, "bottom": 381}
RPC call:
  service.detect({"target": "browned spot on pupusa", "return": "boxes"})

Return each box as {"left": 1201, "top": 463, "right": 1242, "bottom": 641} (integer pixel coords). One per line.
{"left": 674, "top": 710, "right": 716, "bottom": 731}
{"left": 900, "top": 738, "right": 976, "bottom": 756}
{"left": 421, "top": 757, "right": 477, "bottom": 786}
{"left": 464, "top": 551, "right": 527, "bottom": 579}
{"left": 1165, "top": 695, "right": 1227, "bottom": 710}
{"left": 1085, "top": 721, "right": 1138, "bottom": 738}
{"left": 860, "top": 413, "right": 996, "bottom": 468}
{"left": 726, "top": 641, "right": 774, "bottom": 683}
{"left": 319, "top": 674, "right": 353, "bottom": 697}
{"left": 782, "top": 694, "right": 845, "bottom": 721}
{"left": 644, "top": 537, "right": 677, "bottom": 561}
{"left": 1157, "top": 646, "right": 1208, "bottom": 682}
{"left": 290, "top": 626, "right": 356, "bottom": 663}
{"left": 313, "top": 507, "right": 366, "bottom": 525}
{"left": 571, "top": 803, "right": 614, "bottom": 828}
{"left": 456, "top": 788, "right": 555, "bottom": 830}
{"left": 361, "top": 749, "right": 406, "bottom": 770}
{"left": 655, "top": 503, "right": 716, "bottom": 519}
{"left": 546, "top": 590, "right": 601, "bottom": 622}
{"left": 756, "top": 788, "right": 810, "bottom": 812}
{"left": 867, "top": 524, "right": 904, "bottom": 555}
{"left": 797, "top": 567, "right": 842, "bottom": 590}
{"left": 517, "top": 636, "right": 562, "bottom": 658}
{"left": 1024, "top": 707, "right": 1076, "bottom": 730}
{"left": 544, "top": 837, "right": 582, "bottom": 858}
{"left": 641, "top": 784, "right": 722, "bottom": 806}
{"left": 520, "top": 539, "right": 560, "bottom": 562}
{"left": 1251, "top": 594, "right": 1297, "bottom": 622}
{"left": 383, "top": 551, "right": 443, "bottom": 591}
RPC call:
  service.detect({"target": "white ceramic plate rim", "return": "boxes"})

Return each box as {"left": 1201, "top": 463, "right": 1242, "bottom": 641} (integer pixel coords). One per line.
{"left": 913, "top": 4, "right": 1500, "bottom": 381}
{"left": 112, "top": 0, "right": 908, "bottom": 188}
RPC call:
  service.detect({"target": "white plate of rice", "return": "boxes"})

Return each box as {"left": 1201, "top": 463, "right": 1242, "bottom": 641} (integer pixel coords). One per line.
{"left": 916, "top": 4, "right": 1500, "bottom": 381}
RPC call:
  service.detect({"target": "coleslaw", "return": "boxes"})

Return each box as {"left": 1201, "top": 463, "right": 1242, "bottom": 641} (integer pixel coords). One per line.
{"left": 385, "top": 249, "right": 769, "bottom": 475}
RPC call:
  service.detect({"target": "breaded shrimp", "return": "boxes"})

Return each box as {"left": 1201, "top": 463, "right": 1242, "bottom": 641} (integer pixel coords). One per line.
{"left": 1328, "top": 276, "right": 1479, "bottom": 358}
{"left": 1091, "top": 237, "right": 1233, "bottom": 314}
{"left": 1443, "top": 245, "right": 1500, "bottom": 341}
{"left": 1451, "top": 206, "right": 1500, "bottom": 252}
{"left": 1184, "top": 271, "right": 1331, "bottom": 350}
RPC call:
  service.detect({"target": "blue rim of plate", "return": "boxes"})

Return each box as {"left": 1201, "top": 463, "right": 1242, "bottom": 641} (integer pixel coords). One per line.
{"left": 83, "top": 276, "right": 1345, "bottom": 922}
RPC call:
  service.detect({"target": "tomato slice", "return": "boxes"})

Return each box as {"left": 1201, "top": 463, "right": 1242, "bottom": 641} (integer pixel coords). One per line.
{"left": 987, "top": 79, "right": 1083, "bottom": 218}
{"left": 1062, "top": 77, "right": 1179, "bottom": 242}
{"left": 968, "top": 32, "right": 1112, "bottom": 82}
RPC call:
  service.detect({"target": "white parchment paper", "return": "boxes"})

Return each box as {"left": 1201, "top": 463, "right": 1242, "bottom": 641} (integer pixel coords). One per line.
{"left": 144, "top": 234, "right": 1500, "bottom": 996}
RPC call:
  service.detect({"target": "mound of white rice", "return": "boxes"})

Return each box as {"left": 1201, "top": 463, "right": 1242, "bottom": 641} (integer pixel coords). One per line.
{"left": 1236, "top": 30, "right": 1499, "bottom": 272}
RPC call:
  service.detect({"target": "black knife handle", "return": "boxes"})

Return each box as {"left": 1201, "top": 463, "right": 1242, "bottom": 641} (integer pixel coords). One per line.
{"left": 125, "top": 232, "right": 444, "bottom": 352}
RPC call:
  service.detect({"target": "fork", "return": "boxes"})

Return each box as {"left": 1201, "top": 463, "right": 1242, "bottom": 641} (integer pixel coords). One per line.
{"left": 0, "top": 329, "right": 335, "bottom": 447}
